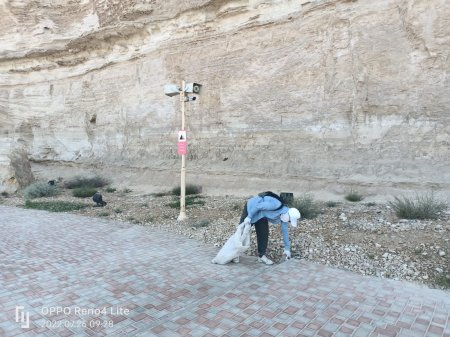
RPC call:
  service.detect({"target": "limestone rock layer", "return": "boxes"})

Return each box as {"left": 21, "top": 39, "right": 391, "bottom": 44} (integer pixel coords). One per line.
{"left": 1, "top": 0, "right": 449, "bottom": 196}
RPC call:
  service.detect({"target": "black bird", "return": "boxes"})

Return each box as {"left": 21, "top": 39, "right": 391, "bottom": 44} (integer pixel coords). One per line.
{"left": 93, "top": 192, "right": 107, "bottom": 207}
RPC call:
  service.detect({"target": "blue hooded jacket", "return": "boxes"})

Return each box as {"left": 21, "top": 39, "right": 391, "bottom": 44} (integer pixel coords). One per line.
{"left": 246, "top": 195, "right": 291, "bottom": 251}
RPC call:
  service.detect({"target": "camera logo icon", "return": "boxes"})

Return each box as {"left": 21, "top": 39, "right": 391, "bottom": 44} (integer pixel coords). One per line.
{"left": 15, "top": 306, "right": 30, "bottom": 328}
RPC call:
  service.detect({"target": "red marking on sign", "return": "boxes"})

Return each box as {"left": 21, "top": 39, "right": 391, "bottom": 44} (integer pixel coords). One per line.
{"left": 178, "top": 141, "right": 187, "bottom": 155}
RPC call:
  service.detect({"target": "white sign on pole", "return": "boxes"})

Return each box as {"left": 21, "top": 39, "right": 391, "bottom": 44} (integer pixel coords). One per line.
{"left": 178, "top": 130, "right": 187, "bottom": 142}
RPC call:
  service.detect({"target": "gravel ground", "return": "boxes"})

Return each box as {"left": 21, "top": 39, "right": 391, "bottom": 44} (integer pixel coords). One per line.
{"left": 1, "top": 188, "right": 449, "bottom": 290}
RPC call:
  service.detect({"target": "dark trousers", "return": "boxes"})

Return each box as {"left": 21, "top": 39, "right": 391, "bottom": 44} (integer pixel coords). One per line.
{"left": 240, "top": 202, "right": 269, "bottom": 258}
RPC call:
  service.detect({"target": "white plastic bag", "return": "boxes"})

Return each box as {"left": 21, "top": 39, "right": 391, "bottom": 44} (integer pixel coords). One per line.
{"left": 211, "top": 222, "right": 251, "bottom": 264}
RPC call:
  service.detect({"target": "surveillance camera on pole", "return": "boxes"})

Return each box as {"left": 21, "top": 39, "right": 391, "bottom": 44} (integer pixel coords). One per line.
{"left": 164, "top": 80, "right": 202, "bottom": 222}
{"left": 164, "top": 84, "right": 181, "bottom": 97}
{"left": 184, "top": 83, "right": 202, "bottom": 95}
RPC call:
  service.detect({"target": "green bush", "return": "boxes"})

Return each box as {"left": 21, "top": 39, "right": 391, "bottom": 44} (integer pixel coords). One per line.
{"left": 389, "top": 193, "right": 447, "bottom": 220}
{"left": 24, "top": 181, "right": 60, "bottom": 199}
{"left": 143, "top": 216, "right": 154, "bottom": 223}
{"left": 105, "top": 187, "right": 116, "bottom": 193}
{"left": 24, "top": 200, "right": 87, "bottom": 212}
{"left": 127, "top": 216, "right": 139, "bottom": 224}
{"left": 192, "top": 219, "right": 210, "bottom": 228}
{"left": 171, "top": 184, "right": 201, "bottom": 196}
{"left": 287, "top": 194, "right": 320, "bottom": 219}
{"left": 325, "top": 201, "right": 339, "bottom": 208}
{"left": 152, "top": 191, "right": 171, "bottom": 197}
{"left": 64, "top": 175, "right": 109, "bottom": 189}
{"left": 232, "top": 203, "right": 242, "bottom": 211}
{"left": 345, "top": 190, "right": 364, "bottom": 202}
{"left": 72, "top": 186, "right": 97, "bottom": 198}
{"left": 166, "top": 195, "right": 205, "bottom": 208}
{"left": 433, "top": 274, "right": 450, "bottom": 289}
{"left": 118, "top": 188, "right": 132, "bottom": 196}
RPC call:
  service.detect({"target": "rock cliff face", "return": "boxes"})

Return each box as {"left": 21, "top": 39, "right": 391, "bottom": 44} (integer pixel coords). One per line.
{"left": 1, "top": 0, "right": 449, "bottom": 197}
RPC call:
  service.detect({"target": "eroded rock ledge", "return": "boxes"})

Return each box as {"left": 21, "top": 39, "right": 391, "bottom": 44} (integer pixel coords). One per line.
{"left": 1, "top": 0, "right": 449, "bottom": 196}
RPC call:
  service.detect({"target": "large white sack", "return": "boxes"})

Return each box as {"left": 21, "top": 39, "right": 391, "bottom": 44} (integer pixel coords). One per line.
{"left": 211, "top": 222, "right": 251, "bottom": 264}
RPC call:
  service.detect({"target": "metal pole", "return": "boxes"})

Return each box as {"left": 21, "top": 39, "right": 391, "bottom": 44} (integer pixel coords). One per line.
{"left": 178, "top": 80, "right": 187, "bottom": 221}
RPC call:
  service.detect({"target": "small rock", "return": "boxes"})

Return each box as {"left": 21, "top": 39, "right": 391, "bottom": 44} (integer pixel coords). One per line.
{"left": 439, "top": 251, "right": 446, "bottom": 257}
{"left": 435, "top": 268, "right": 443, "bottom": 273}
{"left": 375, "top": 243, "right": 381, "bottom": 248}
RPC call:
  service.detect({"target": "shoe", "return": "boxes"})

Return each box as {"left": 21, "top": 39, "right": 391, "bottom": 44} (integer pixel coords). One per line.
{"left": 232, "top": 256, "right": 240, "bottom": 263}
{"left": 284, "top": 250, "right": 291, "bottom": 261}
{"left": 258, "top": 255, "right": 274, "bottom": 265}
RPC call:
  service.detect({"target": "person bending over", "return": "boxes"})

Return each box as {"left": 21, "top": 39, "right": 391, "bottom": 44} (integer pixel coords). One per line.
{"left": 238, "top": 191, "right": 301, "bottom": 265}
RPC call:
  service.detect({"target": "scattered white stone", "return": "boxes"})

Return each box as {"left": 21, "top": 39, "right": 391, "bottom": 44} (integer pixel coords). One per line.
{"left": 4, "top": 191, "right": 448, "bottom": 289}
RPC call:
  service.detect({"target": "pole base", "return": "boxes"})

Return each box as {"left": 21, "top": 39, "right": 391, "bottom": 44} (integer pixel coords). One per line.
{"left": 177, "top": 212, "right": 187, "bottom": 222}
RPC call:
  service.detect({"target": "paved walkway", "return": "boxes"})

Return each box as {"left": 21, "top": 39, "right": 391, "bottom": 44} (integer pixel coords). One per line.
{"left": 0, "top": 205, "right": 449, "bottom": 337}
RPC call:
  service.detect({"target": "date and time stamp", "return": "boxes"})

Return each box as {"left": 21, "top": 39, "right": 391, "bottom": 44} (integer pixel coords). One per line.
{"left": 42, "top": 319, "right": 114, "bottom": 329}
{"left": 15, "top": 305, "right": 131, "bottom": 330}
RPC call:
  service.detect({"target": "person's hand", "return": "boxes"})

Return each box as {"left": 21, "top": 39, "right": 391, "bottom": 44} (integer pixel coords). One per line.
{"left": 284, "top": 250, "right": 291, "bottom": 260}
